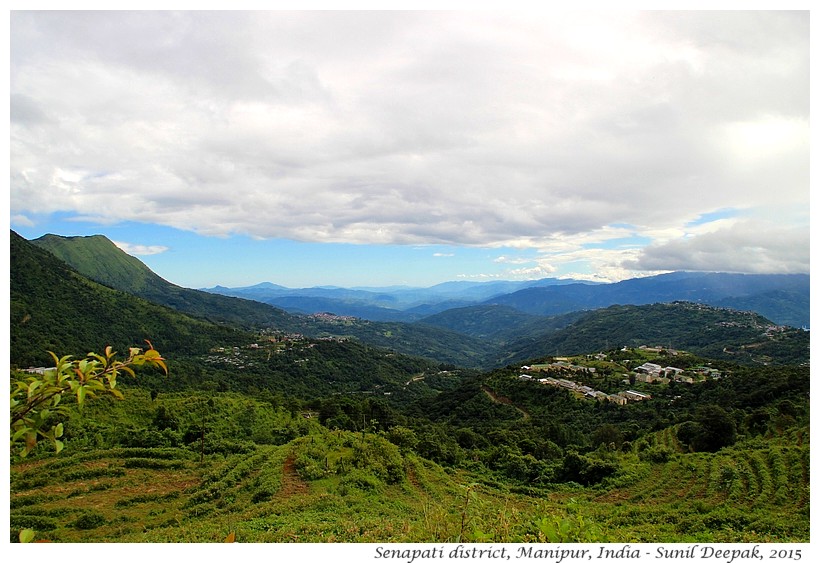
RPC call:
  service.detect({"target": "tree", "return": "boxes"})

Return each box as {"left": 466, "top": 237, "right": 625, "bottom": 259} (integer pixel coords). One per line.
{"left": 10, "top": 342, "right": 167, "bottom": 457}
{"left": 693, "top": 404, "right": 737, "bottom": 452}
{"left": 591, "top": 423, "right": 624, "bottom": 450}
{"left": 677, "top": 405, "right": 737, "bottom": 453}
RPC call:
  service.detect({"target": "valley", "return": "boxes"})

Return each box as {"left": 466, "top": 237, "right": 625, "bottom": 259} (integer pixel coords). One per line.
{"left": 9, "top": 230, "right": 811, "bottom": 543}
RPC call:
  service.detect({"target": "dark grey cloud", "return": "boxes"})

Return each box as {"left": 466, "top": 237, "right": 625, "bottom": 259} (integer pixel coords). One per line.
{"left": 10, "top": 10, "right": 809, "bottom": 279}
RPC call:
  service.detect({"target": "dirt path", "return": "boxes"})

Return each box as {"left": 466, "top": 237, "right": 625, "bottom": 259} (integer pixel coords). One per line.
{"left": 277, "top": 454, "right": 308, "bottom": 498}
{"left": 482, "top": 386, "right": 530, "bottom": 420}
{"left": 407, "top": 464, "right": 423, "bottom": 491}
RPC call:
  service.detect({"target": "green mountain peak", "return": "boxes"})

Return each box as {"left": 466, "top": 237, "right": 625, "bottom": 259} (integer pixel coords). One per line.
{"left": 32, "top": 233, "right": 164, "bottom": 294}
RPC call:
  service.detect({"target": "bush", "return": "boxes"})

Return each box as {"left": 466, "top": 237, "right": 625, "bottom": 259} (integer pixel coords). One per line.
{"left": 557, "top": 451, "right": 617, "bottom": 486}
{"left": 353, "top": 435, "right": 405, "bottom": 484}
{"left": 640, "top": 446, "right": 673, "bottom": 464}
{"left": 339, "top": 469, "right": 384, "bottom": 494}
{"left": 10, "top": 494, "right": 54, "bottom": 509}
{"left": 387, "top": 426, "right": 419, "bottom": 452}
{"left": 122, "top": 458, "right": 185, "bottom": 470}
{"left": 73, "top": 512, "right": 107, "bottom": 530}
{"left": 63, "top": 466, "right": 126, "bottom": 482}
{"left": 10, "top": 514, "right": 57, "bottom": 532}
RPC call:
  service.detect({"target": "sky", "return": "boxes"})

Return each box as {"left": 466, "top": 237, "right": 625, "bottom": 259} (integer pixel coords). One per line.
{"left": 8, "top": 9, "right": 811, "bottom": 289}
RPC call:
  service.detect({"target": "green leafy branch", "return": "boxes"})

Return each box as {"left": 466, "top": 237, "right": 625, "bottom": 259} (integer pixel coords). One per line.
{"left": 10, "top": 341, "right": 167, "bottom": 457}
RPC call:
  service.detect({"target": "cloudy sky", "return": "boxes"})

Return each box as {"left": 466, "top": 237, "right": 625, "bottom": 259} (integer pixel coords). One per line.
{"left": 9, "top": 10, "right": 810, "bottom": 288}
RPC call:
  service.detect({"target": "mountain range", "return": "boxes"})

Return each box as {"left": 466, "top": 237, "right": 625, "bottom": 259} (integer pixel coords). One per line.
{"left": 202, "top": 277, "right": 591, "bottom": 321}
{"left": 13, "top": 230, "right": 810, "bottom": 370}
{"left": 201, "top": 270, "right": 809, "bottom": 329}
{"left": 10, "top": 229, "right": 811, "bottom": 546}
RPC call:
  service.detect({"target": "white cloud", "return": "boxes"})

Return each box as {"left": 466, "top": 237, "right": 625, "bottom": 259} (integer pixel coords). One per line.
{"left": 507, "top": 264, "right": 558, "bottom": 279}
{"left": 112, "top": 241, "right": 170, "bottom": 256}
{"left": 626, "top": 219, "right": 809, "bottom": 275}
{"left": 494, "top": 256, "right": 531, "bottom": 265}
{"left": 10, "top": 214, "right": 35, "bottom": 228}
{"left": 9, "top": 11, "right": 809, "bottom": 276}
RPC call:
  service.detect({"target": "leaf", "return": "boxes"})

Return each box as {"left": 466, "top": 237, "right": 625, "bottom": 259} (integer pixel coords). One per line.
{"left": 19, "top": 529, "right": 36, "bottom": 543}
{"left": 144, "top": 349, "right": 162, "bottom": 361}
{"left": 54, "top": 422, "right": 64, "bottom": 438}
{"left": 224, "top": 531, "right": 236, "bottom": 543}
{"left": 87, "top": 352, "right": 106, "bottom": 364}
{"left": 27, "top": 380, "right": 42, "bottom": 398}
{"left": 24, "top": 431, "right": 37, "bottom": 454}
{"left": 76, "top": 385, "right": 87, "bottom": 406}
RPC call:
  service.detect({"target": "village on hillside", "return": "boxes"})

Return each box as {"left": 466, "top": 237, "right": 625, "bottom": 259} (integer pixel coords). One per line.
{"left": 518, "top": 346, "right": 722, "bottom": 406}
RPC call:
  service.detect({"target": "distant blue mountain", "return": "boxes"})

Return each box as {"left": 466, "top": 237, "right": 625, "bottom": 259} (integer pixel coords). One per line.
{"left": 203, "top": 271, "right": 809, "bottom": 328}
{"left": 484, "top": 272, "right": 809, "bottom": 327}
{"left": 201, "top": 277, "right": 592, "bottom": 320}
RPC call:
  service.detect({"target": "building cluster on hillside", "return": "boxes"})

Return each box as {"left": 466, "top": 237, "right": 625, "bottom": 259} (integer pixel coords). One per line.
{"left": 635, "top": 344, "right": 680, "bottom": 355}
{"left": 309, "top": 312, "right": 357, "bottom": 322}
{"left": 633, "top": 362, "right": 692, "bottom": 384}
{"left": 518, "top": 373, "right": 651, "bottom": 405}
{"left": 204, "top": 346, "right": 255, "bottom": 369}
{"left": 518, "top": 348, "right": 723, "bottom": 406}
{"left": 522, "top": 360, "right": 596, "bottom": 375}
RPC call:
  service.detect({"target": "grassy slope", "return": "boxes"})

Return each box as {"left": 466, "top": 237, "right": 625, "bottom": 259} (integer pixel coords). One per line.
{"left": 26, "top": 231, "right": 491, "bottom": 367}
{"left": 10, "top": 393, "right": 809, "bottom": 543}
{"left": 29, "top": 232, "right": 302, "bottom": 332}
{"left": 11, "top": 230, "right": 252, "bottom": 367}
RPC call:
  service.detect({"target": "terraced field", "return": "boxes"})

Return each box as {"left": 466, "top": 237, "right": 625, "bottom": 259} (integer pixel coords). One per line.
{"left": 10, "top": 427, "right": 809, "bottom": 543}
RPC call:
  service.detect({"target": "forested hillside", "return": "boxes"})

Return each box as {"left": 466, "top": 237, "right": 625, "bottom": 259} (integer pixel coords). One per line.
{"left": 28, "top": 232, "right": 492, "bottom": 368}
{"left": 30, "top": 232, "right": 303, "bottom": 332}
{"left": 11, "top": 231, "right": 454, "bottom": 399}
{"left": 9, "top": 229, "right": 811, "bottom": 544}
{"left": 491, "top": 302, "right": 810, "bottom": 367}
{"left": 11, "top": 231, "right": 251, "bottom": 367}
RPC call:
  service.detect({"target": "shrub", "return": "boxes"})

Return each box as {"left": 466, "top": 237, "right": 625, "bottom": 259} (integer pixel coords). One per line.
{"left": 640, "top": 446, "right": 673, "bottom": 464}
{"left": 63, "top": 466, "right": 126, "bottom": 481}
{"left": 73, "top": 512, "right": 107, "bottom": 530}
{"left": 10, "top": 514, "right": 57, "bottom": 532}
{"left": 557, "top": 451, "right": 617, "bottom": 486}
{"left": 387, "top": 426, "right": 419, "bottom": 452}
{"left": 353, "top": 436, "right": 405, "bottom": 484}
{"left": 339, "top": 469, "right": 384, "bottom": 494}
{"left": 122, "top": 458, "right": 185, "bottom": 470}
{"left": 10, "top": 494, "right": 54, "bottom": 509}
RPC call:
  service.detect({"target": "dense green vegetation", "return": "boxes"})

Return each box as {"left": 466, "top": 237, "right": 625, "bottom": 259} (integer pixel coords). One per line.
{"left": 11, "top": 231, "right": 253, "bottom": 367}
{"left": 9, "top": 230, "right": 811, "bottom": 543}
{"left": 29, "top": 232, "right": 304, "bottom": 333}
{"left": 11, "top": 381, "right": 809, "bottom": 542}
{"left": 491, "top": 302, "right": 809, "bottom": 367}
{"left": 417, "top": 304, "right": 571, "bottom": 341}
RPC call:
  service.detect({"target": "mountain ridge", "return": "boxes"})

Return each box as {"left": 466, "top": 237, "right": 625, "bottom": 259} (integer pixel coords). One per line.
{"left": 23, "top": 231, "right": 493, "bottom": 368}
{"left": 21, "top": 231, "right": 809, "bottom": 368}
{"left": 204, "top": 270, "right": 809, "bottom": 327}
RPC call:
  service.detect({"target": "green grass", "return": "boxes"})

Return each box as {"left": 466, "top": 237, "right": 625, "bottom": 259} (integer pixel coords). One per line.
{"left": 10, "top": 425, "right": 809, "bottom": 543}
